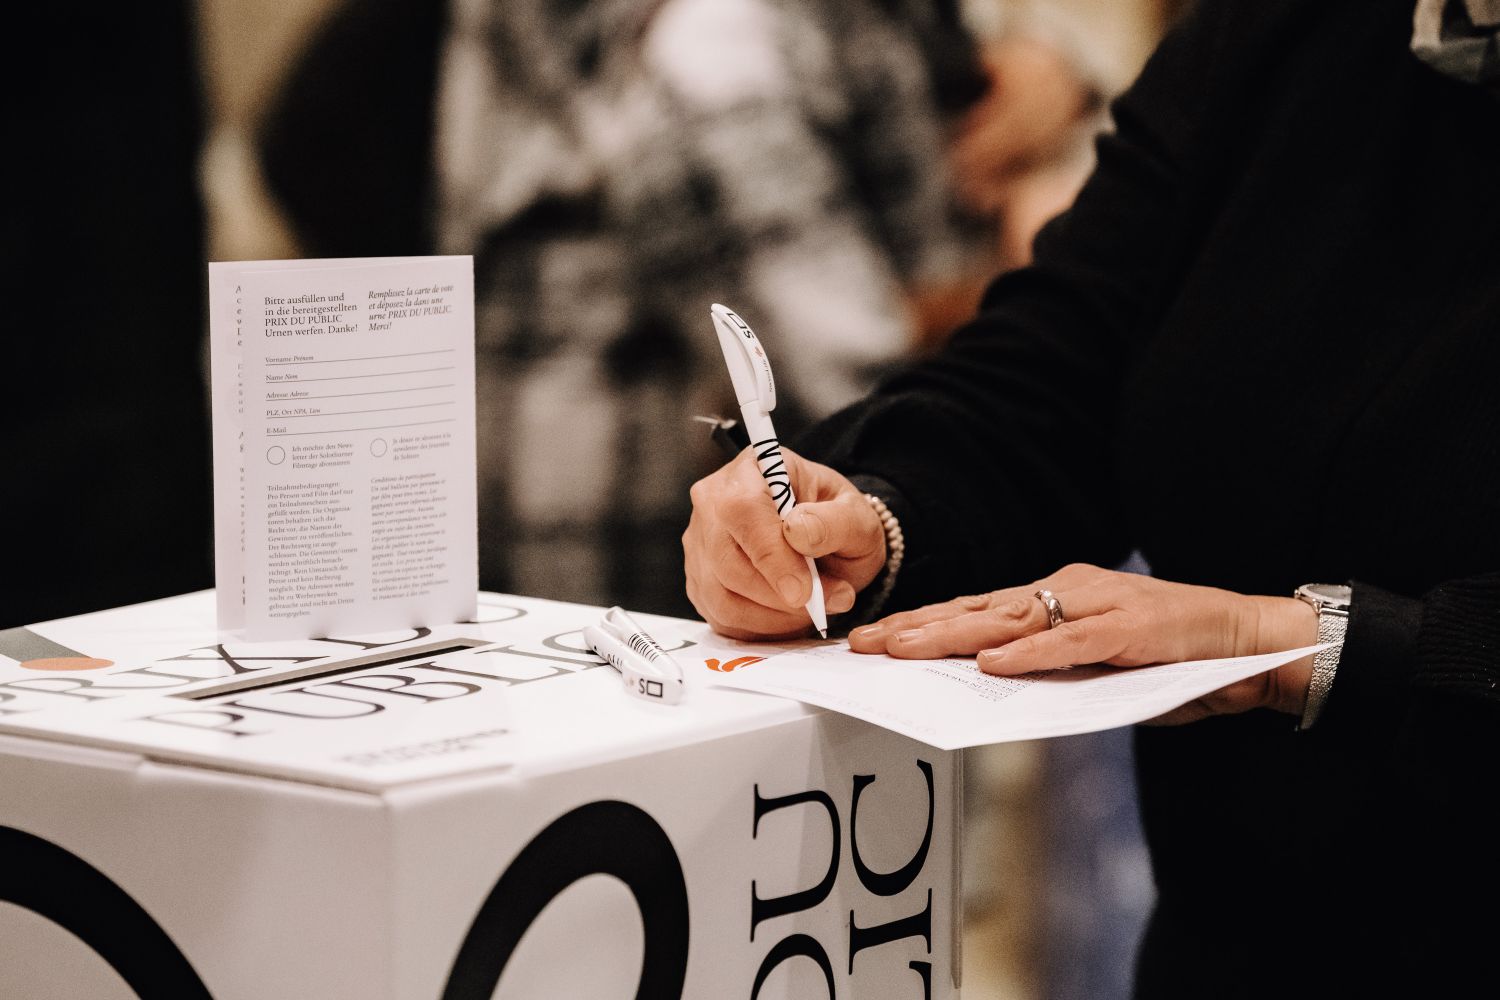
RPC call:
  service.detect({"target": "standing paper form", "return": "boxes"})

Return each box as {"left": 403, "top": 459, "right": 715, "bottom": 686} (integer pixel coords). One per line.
{"left": 210, "top": 257, "right": 477, "bottom": 639}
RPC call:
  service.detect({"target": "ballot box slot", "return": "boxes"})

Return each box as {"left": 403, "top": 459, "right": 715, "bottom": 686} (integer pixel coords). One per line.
{"left": 176, "top": 639, "right": 490, "bottom": 701}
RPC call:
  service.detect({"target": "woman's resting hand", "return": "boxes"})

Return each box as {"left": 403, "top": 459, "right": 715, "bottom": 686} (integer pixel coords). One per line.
{"left": 683, "top": 447, "right": 886, "bottom": 640}
{"left": 849, "top": 563, "right": 1320, "bottom": 724}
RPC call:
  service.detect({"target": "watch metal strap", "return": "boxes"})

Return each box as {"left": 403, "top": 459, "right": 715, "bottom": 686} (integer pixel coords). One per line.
{"left": 1298, "top": 606, "right": 1347, "bottom": 730}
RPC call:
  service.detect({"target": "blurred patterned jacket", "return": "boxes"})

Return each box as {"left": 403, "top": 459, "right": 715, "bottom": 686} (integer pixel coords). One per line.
{"left": 435, "top": 0, "right": 984, "bottom": 612}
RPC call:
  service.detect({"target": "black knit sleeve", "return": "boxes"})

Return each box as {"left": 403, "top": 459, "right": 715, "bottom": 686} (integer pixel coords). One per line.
{"left": 1330, "top": 574, "right": 1500, "bottom": 720}
{"left": 796, "top": 1, "right": 1262, "bottom": 612}
{"left": 1415, "top": 575, "right": 1500, "bottom": 702}
{"left": 1322, "top": 574, "right": 1500, "bottom": 910}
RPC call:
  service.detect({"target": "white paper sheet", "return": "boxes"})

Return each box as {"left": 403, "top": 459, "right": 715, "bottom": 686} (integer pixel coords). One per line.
{"left": 689, "top": 630, "right": 1328, "bottom": 749}
{"left": 7, "top": 591, "right": 1327, "bottom": 779}
{"left": 209, "top": 257, "right": 477, "bottom": 639}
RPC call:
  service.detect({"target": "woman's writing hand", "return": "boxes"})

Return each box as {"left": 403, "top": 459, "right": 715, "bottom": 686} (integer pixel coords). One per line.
{"left": 849, "top": 563, "right": 1319, "bottom": 724}
{"left": 683, "top": 447, "right": 886, "bottom": 640}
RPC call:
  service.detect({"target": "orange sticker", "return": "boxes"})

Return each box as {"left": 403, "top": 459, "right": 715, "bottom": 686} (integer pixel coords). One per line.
{"left": 705, "top": 655, "right": 766, "bottom": 673}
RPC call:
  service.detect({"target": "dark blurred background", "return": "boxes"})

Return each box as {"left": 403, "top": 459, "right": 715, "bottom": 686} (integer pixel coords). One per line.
{"left": 5, "top": 3, "right": 212, "bottom": 629}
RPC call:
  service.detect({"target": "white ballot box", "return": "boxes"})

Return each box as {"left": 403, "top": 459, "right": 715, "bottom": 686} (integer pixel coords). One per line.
{"left": 0, "top": 593, "right": 959, "bottom": 1000}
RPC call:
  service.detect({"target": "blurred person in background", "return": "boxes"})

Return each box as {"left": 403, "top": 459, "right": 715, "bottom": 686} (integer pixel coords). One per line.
{"left": 434, "top": 0, "right": 992, "bottom": 615}
{"left": 3, "top": 4, "right": 211, "bottom": 629}
{"left": 263, "top": 0, "right": 993, "bottom": 615}
{"left": 682, "top": 0, "right": 1500, "bottom": 994}
{"left": 916, "top": 21, "right": 1107, "bottom": 353}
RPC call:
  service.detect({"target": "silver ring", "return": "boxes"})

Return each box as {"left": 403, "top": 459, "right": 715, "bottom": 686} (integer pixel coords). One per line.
{"left": 1034, "top": 589, "right": 1066, "bottom": 629}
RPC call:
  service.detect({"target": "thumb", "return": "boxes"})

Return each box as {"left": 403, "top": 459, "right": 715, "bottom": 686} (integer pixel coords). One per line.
{"left": 782, "top": 494, "right": 881, "bottom": 560}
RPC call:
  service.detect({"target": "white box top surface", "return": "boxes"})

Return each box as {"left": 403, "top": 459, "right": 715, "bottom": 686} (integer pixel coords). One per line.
{"left": 0, "top": 592, "right": 809, "bottom": 792}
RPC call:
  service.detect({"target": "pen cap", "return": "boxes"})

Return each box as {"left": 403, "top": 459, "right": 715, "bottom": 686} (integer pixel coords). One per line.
{"left": 710, "top": 304, "right": 776, "bottom": 412}
{"left": 601, "top": 606, "right": 671, "bottom": 663}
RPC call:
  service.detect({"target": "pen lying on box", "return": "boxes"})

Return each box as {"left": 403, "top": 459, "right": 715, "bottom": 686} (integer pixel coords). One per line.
{"left": 583, "top": 606, "right": 686, "bottom": 705}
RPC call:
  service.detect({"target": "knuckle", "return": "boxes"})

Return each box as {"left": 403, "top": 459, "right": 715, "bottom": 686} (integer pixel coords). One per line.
{"left": 956, "top": 593, "right": 992, "bottom": 613}
{"left": 998, "top": 598, "right": 1033, "bottom": 622}
{"left": 979, "top": 604, "right": 1023, "bottom": 630}
{"left": 1060, "top": 562, "right": 1099, "bottom": 581}
{"left": 973, "top": 607, "right": 1006, "bottom": 629}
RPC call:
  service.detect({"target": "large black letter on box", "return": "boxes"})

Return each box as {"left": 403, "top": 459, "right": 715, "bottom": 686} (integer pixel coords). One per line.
{"left": 849, "top": 759, "right": 934, "bottom": 897}
{"left": 749, "top": 933, "right": 836, "bottom": 1000}
{"left": 0, "top": 826, "right": 214, "bottom": 999}
{"left": 442, "top": 800, "right": 689, "bottom": 1000}
{"left": 750, "top": 785, "right": 842, "bottom": 941}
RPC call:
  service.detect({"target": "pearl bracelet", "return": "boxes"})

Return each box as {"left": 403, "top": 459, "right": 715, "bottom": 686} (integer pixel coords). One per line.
{"left": 864, "top": 493, "right": 905, "bottom": 615}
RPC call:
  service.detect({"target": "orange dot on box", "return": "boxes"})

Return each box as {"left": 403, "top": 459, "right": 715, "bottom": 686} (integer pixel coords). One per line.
{"left": 20, "top": 657, "right": 114, "bottom": 671}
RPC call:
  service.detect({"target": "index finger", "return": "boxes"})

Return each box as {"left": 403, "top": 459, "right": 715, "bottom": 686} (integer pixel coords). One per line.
{"left": 848, "top": 593, "right": 1000, "bottom": 652}
{"left": 847, "top": 565, "right": 1105, "bottom": 653}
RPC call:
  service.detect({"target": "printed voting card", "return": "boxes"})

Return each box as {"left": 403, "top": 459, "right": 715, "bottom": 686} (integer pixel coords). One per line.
{"left": 210, "top": 257, "right": 477, "bottom": 640}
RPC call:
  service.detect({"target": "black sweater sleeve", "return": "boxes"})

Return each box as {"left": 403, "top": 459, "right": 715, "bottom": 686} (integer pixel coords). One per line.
{"left": 1332, "top": 574, "right": 1500, "bottom": 722}
{"left": 1327, "top": 574, "right": 1500, "bottom": 907}
{"left": 797, "top": 0, "right": 1259, "bottom": 610}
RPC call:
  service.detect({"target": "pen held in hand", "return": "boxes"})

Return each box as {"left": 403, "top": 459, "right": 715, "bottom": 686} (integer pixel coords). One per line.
{"left": 709, "top": 304, "right": 829, "bottom": 638}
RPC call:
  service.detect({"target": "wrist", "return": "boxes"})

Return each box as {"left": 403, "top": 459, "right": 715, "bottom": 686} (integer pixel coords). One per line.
{"left": 1245, "top": 595, "right": 1318, "bottom": 716}
{"left": 1292, "top": 583, "right": 1352, "bottom": 730}
{"left": 830, "top": 491, "right": 904, "bottom": 633}
{"left": 1247, "top": 594, "right": 1319, "bottom": 655}
{"left": 859, "top": 491, "right": 904, "bottom": 601}
{"left": 845, "top": 474, "right": 910, "bottom": 588}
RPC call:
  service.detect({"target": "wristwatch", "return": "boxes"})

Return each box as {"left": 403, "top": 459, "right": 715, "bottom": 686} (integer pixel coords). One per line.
{"left": 1293, "top": 583, "right": 1351, "bottom": 730}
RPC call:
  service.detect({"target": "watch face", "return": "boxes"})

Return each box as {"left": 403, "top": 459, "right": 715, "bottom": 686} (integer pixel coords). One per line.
{"left": 1303, "top": 583, "right": 1353, "bottom": 607}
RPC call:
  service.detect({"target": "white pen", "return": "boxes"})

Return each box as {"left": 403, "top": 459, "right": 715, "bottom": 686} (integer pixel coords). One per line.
{"left": 584, "top": 606, "right": 686, "bottom": 704}
{"left": 710, "top": 304, "right": 829, "bottom": 638}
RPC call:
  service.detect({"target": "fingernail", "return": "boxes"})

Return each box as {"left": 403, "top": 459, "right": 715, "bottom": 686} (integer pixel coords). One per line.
{"left": 978, "top": 649, "right": 1006, "bottom": 672}
{"left": 895, "top": 629, "right": 924, "bottom": 644}
{"left": 777, "top": 575, "right": 803, "bottom": 606}
{"left": 850, "top": 624, "right": 884, "bottom": 643}
{"left": 785, "top": 509, "right": 826, "bottom": 549}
